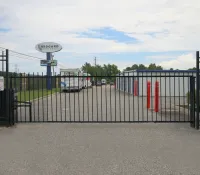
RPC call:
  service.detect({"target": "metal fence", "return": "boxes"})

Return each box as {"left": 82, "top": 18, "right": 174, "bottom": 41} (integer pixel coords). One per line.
{"left": 7, "top": 74, "right": 195, "bottom": 127}
{"left": 0, "top": 49, "right": 199, "bottom": 129}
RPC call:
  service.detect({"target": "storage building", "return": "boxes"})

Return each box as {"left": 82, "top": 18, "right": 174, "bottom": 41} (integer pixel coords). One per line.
{"left": 116, "top": 70, "right": 196, "bottom": 97}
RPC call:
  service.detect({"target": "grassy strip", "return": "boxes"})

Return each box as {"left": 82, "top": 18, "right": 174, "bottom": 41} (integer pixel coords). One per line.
{"left": 17, "top": 88, "right": 60, "bottom": 102}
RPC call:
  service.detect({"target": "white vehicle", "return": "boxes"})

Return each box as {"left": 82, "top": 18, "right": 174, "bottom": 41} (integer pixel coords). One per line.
{"left": 60, "top": 68, "right": 83, "bottom": 92}
{"left": 82, "top": 73, "right": 92, "bottom": 88}
{"left": 101, "top": 79, "right": 107, "bottom": 85}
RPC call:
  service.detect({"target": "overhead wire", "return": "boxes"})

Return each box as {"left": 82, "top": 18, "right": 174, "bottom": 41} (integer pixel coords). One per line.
{"left": 0, "top": 46, "right": 67, "bottom": 68}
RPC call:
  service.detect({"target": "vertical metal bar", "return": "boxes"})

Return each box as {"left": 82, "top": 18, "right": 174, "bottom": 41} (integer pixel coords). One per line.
{"left": 151, "top": 72, "right": 153, "bottom": 121}
{"left": 55, "top": 73, "right": 58, "bottom": 122}
{"left": 165, "top": 72, "right": 167, "bottom": 122}
{"left": 105, "top": 75, "right": 108, "bottom": 122}
{"left": 174, "top": 72, "right": 176, "bottom": 121}
{"left": 96, "top": 73, "right": 99, "bottom": 122}
{"left": 119, "top": 73, "right": 121, "bottom": 122}
{"left": 5, "top": 49, "right": 9, "bottom": 124}
{"left": 87, "top": 73, "right": 89, "bottom": 122}
{"left": 65, "top": 75, "right": 67, "bottom": 122}
{"left": 51, "top": 74, "right": 53, "bottom": 121}
{"left": 188, "top": 72, "right": 191, "bottom": 121}
{"left": 42, "top": 73, "right": 44, "bottom": 122}
{"left": 137, "top": 76, "right": 139, "bottom": 122}
{"left": 124, "top": 74, "right": 126, "bottom": 122}
{"left": 78, "top": 72, "right": 80, "bottom": 122}
{"left": 24, "top": 73, "right": 27, "bottom": 122}
{"left": 28, "top": 73, "right": 31, "bottom": 122}
{"left": 82, "top": 73, "right": 84, "bottom": 122}
{"left": 60, "top": 74, "right": 62, "bottom": 122}
{"left": 37, "top": 73, "right": 39, "bottom": 122}
{"left": 183, "top": 72, "right": 185, "bottom": 121}
{"left": 69, "top": 74, "right": 71, "bottom": 122}
{"left": 128, "top": 72, "right": 130, "bottom": 122}
{"left": 179, "top": 72, "right": 181, "bottom": 121}
{"left": 115, "top": 76, "right": 117, "bottom": 122}
{"left": 160, "top": 72, "right": 162, "bottom": 121}
{"left": 101, "top": 73, "right": 103, "bottom": 121}
{"left": 14, "top": 73, "right": 17, "bottom": 123}
{"left": 142, "top": 72, "right": 144, "bottom": 121}
{"left": 190, "top": 76, "right": 195, "bottom": 128}
{"left": 110, "top": 73, "right": 112, "bottom": 122}
{"left": 92, "top": 75, "right": 94, "bottom": 122}
{"left": 74, "top": 73, "right": 76, "bottom": 122}
{"left": 147, "top": 75, "right": 148, "bottom": 122}
{"left": 155, "top": 73, "right": 158, "bottom": 122}
{"left": 196, "top": 51, "right": 200, "bottom": 129}
{"left": 46, "top": 73, "right": 49, "bottom": 122}
{"left": 20, "top": 74, "right": 22, "bottom": 122}
{"left": 33, "top": 73, "right": 35, "bottom": 122}
{"left": 169, "top": 73, "right": 172, "bottom": 122}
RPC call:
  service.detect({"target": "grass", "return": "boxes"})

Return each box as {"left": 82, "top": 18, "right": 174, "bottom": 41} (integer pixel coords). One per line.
{"left": 17, "top": 88, "right": 60, "bottom": 102}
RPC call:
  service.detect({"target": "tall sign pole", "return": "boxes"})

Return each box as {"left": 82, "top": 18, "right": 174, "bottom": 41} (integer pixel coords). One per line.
{"left": 35, "top": 42, "right": 62, "bottom": 90}
{"left": 47, "top": 52, "right": 51, "bottom": 90}
{"left": 196, "top": 51, "right": 199, "bottom": 129}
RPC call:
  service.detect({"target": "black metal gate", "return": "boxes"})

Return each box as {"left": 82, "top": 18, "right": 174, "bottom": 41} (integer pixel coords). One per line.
{"left": 0, "top": 49, "right": 16, "bottom": 126}
{"left": 8, "top": 73, "right": 196, "bottom": 128}
{"left": 0, "top": 48, "right": 199, "bottom": 130}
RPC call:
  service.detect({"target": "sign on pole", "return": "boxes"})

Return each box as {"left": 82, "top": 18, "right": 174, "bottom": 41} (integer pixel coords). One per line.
{"left": 40, "top": 60, "right": 57, "bottom": 66}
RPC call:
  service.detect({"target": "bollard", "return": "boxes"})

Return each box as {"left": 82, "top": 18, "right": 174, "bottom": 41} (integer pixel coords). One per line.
{"left": 154, "top": 81, "right": 159, "bottom": 112}
{"left": 147, "top": 81, "right": 151, "bottom": 109}
{"left": 134, "top": 80, "right": 138, "bottom": 96}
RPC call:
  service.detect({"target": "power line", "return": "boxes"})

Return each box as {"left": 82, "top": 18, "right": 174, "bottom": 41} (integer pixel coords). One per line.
{"left": 0, "top": 46, "right": 67, "bottom": 68}
{"left": 0, "top": 46, "right": 44, "bottom": 60}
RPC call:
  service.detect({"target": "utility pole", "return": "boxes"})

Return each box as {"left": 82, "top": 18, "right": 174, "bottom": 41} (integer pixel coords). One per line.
{"left": 51, "top": 53, "right": 55, "bottom": 75}
{"left": 94, "top": 57, "right": 96, "bottom": 67}
{"left": 15, "top": 64, "right": 18, "bottom": 73}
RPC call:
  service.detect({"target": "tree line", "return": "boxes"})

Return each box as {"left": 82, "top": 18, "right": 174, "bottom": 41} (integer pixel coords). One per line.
{"left": 81, "top": 62, "right": 197, "bottom": 77}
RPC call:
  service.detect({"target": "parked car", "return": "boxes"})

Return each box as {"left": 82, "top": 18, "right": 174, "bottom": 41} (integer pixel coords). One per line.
{"left": 101, "top": 79, "right": 107, "bottom": 85}
{"left": 110, "top": 82, "right": 114, "bottom": 85}
{"left": 96, "top": 81, "right": 102, "bottom": 86}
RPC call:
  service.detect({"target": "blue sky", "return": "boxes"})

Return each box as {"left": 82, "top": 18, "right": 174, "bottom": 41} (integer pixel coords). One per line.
{"left": 0, "top": 0, "right": 199, "bottom": 72}
{"left": 76, "top": 27, "right": 139, "bottom": 44}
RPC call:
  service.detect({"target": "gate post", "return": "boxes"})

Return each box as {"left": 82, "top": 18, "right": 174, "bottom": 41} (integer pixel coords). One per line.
{"left": 196, "top": 51, "right": 200, "bottom": 129}
{"left": 190, "top": 76, "right": 195, "bottom": 128}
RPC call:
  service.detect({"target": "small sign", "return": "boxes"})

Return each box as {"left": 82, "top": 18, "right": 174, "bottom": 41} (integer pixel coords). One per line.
{"left": 40, "top": 60, "right": 57, "bottom": 66}
{"left": 0, "top": 77, "right": 4, "bottom": 91}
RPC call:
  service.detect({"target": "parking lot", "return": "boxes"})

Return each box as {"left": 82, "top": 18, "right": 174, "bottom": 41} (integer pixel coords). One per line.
{"left": 17, "top": 85, "right": 190, "bottom": 123}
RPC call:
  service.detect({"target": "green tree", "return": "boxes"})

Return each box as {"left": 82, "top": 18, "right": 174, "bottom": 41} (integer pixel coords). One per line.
{"left": 138, "top": 64, "right": 146, "bottom": 70}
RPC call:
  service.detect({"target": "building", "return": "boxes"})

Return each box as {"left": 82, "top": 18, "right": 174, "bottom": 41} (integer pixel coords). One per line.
{"left": 116, "top": 70, "right": 196, "bottom": 97}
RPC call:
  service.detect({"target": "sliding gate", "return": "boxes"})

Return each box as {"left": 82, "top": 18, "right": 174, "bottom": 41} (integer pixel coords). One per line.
{"left": 10, "top": 73, "right": 196, "bottom": 126}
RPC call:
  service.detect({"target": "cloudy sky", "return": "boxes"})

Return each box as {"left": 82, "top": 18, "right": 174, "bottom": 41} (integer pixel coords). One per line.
{"left": 0, "top": 0, "right": 200, "bottom": 73}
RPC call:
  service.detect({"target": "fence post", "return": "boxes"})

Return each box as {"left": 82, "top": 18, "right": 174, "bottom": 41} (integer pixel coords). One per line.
{"left": 147, "top": 81, "right": 151, "bottom": 109}
{"left": 154, "top": 81, "right": 159, "bottom": 112}
{"left": 190, "top": 76, "right": 195, "bottom": 128}
{"left": 196, "top": 51, "right": 199, "bottom": 130}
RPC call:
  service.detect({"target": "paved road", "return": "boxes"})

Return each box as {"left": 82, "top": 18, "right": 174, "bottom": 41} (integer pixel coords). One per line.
{"left": 0, "top": 123, "right": 200, "bottom": 175}
{"left": 16, "top": 86, "right": 190, "bottom": 122}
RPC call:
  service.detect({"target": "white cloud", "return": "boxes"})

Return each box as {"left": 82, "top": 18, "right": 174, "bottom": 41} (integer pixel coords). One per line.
{"left": 0, "top": 0, "right": 200, "bottom": 53}
{"left": 0, "top": 0, "right": 200, "bottom": 72}
{"left": 146, "top": 55, "right": 177, "bottom": 60}
{"left": 158, "top": 53, "right": 195, "bottom": 69}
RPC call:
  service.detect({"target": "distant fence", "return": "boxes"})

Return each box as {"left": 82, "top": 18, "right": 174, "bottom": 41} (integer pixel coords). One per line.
{"left": 0, "top": 71, "right": 60, "bottom": 90}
